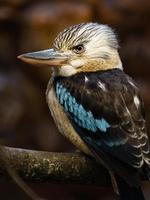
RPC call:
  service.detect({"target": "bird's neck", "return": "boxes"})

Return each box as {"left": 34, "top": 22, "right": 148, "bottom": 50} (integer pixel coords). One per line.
{"left": 53, "top": 51, "right": 122, "bottom": 77}
{"left": 78, "top": 51, "right": 122, "bottom": 73}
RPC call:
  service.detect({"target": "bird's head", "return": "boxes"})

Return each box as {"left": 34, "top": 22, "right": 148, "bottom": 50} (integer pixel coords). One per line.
{"left": 18, "top": 23, "right": 122, "bottom": 77}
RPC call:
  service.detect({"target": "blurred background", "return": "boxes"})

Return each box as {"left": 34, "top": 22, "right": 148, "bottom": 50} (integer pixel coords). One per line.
{"left": 0, "top": 0, "right": 150, "bottom": 199}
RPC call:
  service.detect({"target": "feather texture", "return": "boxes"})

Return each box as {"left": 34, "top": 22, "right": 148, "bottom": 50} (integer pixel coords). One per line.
{"left": 56, "top": 82, "right": 111, "bottom": 133}
{"left": 54, "top": 68, "right": 150, "bottom": 186}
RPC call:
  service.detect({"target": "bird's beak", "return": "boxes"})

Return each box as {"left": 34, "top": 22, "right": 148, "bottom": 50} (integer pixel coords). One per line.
{"left": 18, "top": 49, "right": 68, "bottom": 67}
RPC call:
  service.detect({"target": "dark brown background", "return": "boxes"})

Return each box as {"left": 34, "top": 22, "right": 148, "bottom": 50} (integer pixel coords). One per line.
{"left": 0, "top": 0, "right": 150, "bottom": 199}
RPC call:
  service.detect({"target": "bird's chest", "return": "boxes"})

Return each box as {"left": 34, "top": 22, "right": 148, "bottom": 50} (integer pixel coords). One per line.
{"left": 46, "top": 84, "right": 91, "bottom": 155}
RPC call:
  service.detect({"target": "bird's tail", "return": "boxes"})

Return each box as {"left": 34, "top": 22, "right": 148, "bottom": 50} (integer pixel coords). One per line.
{"left": 143, "top": 162, "right": 150, "bottom": 180}
{"left": 116, "top": 175, "right": 145, "bottom": 200}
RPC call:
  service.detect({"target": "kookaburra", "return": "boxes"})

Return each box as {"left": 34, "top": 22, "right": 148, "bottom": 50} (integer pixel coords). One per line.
{"left": 18, "top": 23, "right": 150, "bottom": 200}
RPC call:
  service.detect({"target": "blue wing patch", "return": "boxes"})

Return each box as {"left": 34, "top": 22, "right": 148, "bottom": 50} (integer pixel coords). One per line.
{"left": 56, "top": 83, "right": 110, "bottom": 133}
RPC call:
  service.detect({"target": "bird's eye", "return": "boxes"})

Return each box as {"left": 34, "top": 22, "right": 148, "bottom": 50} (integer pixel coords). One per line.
{"left": 72, "top": 44, "right": 85, "bottom": 54}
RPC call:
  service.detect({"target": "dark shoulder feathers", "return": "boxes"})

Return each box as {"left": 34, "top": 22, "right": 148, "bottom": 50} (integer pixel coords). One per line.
{"left": 54, "top": 69, "right": 150, "bottom": 186}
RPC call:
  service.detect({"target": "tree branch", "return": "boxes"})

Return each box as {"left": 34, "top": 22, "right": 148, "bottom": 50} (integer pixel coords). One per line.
{"left": 0, "top": 146, "right": 110, "bottom": 186}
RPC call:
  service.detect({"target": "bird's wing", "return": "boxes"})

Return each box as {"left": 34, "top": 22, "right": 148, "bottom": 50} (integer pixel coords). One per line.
{"left": 54, "top": 71, "right": 150, "bottom": 185}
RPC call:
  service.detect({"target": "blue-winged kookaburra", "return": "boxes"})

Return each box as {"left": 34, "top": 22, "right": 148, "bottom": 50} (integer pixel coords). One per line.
{"left": 18, "top": 23, "right": 150, "bottom": 200}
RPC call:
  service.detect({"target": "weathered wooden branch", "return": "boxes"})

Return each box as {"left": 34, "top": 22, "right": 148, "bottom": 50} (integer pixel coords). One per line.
{"left": 0, "top": 146, "right": 110, "bottom": 186}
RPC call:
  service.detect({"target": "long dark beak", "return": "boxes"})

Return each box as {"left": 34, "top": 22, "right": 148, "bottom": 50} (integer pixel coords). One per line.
{"left": 18, "top": 49, "right": 68, "bottom": 67}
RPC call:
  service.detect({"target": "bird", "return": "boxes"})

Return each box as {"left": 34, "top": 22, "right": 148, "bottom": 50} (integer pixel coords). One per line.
{"left": 18, "top": 22, "right": 150, "bottom": 200}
